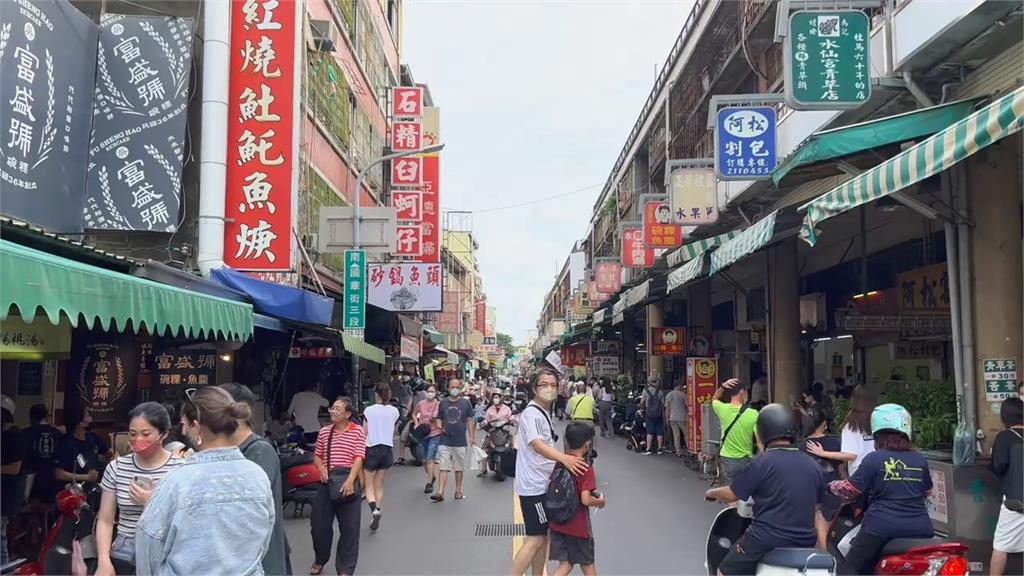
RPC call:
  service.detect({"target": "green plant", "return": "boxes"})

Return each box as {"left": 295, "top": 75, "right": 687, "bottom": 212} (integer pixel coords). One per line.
{"left": 601, "top": 196, "right": 617, "bottom": 217}
{"left": 613, "top": 374, "right": 632, "bottom": 403}
{"left": 881, "top": 380, "right": 957, "bottom": 450}
{"left": 832, "top": 396, "right": 850, "bottom": 432}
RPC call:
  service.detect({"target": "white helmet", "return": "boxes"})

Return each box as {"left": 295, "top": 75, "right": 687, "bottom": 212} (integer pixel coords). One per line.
{"left": 1, "top": 395, "right": 15, "bottom": 417}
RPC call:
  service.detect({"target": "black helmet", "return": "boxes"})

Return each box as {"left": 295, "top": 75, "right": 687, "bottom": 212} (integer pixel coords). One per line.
{"left": 756, "top": 403, "right": 799, "bottom": 445}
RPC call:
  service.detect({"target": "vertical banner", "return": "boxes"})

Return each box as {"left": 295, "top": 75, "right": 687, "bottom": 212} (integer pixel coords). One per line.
{"left": 84, "top": 15, "right": 194, "bottom": 231}
{"left": 224, "top": 0, "right": 299, "bottom": 270}
{"left": 417, "top": 154, "right": 440, "bottom": 262}
{"left": 475, "top": 299, "right": 487, "bottom": 333}
{"left": 594, "top": 260, "right": 622, "bottom": 294}
{"left": 69, "top": 328, "right": 139, "bottom": 422}
{"left": 0, "top": 0, "right": 98, "bottom": 233}
{"left": 641, "top": 194, "right": 682, "bottom": 248}
{"left": 715, "top": 107, "right": 777, "bottom": 181}
{"left": 669, "top": 165, "right": 718, "bottom": 225}
{"left": 686, "top": 357, "right": 718, "bottom": 454}
{"left": 390, "top": 102, "right": 440, "bottom": 263}
{"left": 621, "top": 224, "right": 654, "bottom": 268}
{"left": 343, "top": 250, "right": 366, "bottom": 330}
{"left": 784, "top": 11, "right": 871, "bottom": 110}
{"left": 437, "top": 291, "right": 461, "bottom": 333}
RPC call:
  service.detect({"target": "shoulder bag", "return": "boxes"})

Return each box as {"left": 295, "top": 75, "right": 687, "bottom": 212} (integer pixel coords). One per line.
{"left": 326, "top": 426, "right": 361, "bottom": 503}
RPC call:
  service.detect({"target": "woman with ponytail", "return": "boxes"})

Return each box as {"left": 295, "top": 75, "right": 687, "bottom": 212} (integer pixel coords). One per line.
{"left": 135, "top": 387, "right": 275, "bottom": 576}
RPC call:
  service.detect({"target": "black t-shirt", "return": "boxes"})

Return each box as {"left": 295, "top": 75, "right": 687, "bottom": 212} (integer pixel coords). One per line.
{"left": 800, "top": 434, "right": 843, "bottom": 483}
{"left": 850, "top": 450, "right": 933, "bottom": 539}
{"left": 1, "top": 426, "right": 26, "bottom": 516}
{"left": 55, "top": 431, "right": 108, "bottom": 477}
{"left": 992, "top": 428, "right": 1023, "bottom": 501}
{"left": 730, "top": 446, "right": 824, "bottom": 548}
{"left": 24, "top": 424, "right": 62, "bottom": 500}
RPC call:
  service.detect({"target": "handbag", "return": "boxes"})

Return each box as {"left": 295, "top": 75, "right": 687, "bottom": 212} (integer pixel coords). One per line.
{"left": 326, "top": 427, "right": 361, "bottom": 503}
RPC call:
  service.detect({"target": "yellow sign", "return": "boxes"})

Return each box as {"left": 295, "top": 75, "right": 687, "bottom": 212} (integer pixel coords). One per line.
{"left": 1, "top": 316, "right": 72, "bottom": 360}
{"left": 897, "top": 263, "right": 949, "bottom": 310}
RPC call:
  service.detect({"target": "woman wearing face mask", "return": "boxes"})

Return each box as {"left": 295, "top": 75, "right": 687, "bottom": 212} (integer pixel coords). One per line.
{"left": 135, "top": 388, "right": 275, "bottom": 576}
{"left": 413, "top": 385, "right": 443, "bottom": 493}
{"left": 479, "top": 391, "right": 513, "bottom": 478}
{"left": 95, "top": 402, "right": 184, "bottom": 576}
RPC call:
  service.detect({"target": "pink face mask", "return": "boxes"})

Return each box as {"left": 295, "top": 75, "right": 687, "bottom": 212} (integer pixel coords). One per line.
{"left": 131, "top": 437, "right": 163, "bottom": 457}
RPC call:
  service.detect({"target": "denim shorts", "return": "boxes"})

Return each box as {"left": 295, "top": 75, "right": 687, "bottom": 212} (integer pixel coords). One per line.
{"left": 111, "top": 533, "right": 136, "bottom": 564}
{"left": 423, "top": 436, "right": 441, "bottom": 461}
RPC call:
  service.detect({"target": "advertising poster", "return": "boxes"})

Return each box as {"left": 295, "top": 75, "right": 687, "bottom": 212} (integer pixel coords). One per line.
{"left": 686, "top": 357, "right": 718, "bottom": 454}
{"left": 650, "top": 327, "right": 686, "bottom": 356}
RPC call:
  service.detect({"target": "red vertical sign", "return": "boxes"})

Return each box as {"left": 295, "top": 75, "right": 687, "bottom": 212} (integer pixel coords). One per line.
{"left": 686, "top": 357, "right": 718, "bottom": 454}
{"left": 643, "top": 199, "right": 682, "bottom": 248}
{"left": 622, "top": 226, "right": 654, "bottom": 268}
{"left": 475, "top": 300, "right": 487, "bottom": 333}
{"left": 224, "top": 0, "right": 298, "bottom": 271}
{"left": 418, "top": 156, "right": 440, "bottom": 262}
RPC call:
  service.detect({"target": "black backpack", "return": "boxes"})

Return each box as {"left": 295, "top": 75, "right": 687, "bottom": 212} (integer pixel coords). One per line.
{"left": 646, "top": 391, "right": 663, "bottom": 418}
{"left": 543, "top": 464, "right": 579, "bottom": 524}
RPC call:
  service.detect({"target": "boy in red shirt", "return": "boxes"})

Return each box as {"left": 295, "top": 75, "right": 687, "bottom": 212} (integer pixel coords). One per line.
{"left": 550, "top": 422, "right": 606, "bottom": 576}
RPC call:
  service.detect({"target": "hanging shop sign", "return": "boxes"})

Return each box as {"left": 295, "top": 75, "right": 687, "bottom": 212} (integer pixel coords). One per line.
{"left": 0, "top": 316, "right": 72, "bottom": 359}
{"left": 651, "top": 327, "right": 686, "bottom": 356}
{"left": 288, "top": 346, "right": 335, "bottom": 359}
{"left": 416, "top": 154, "right": 440, "bottom": 262}
{"left": 668, "top": 164, "right": 718, "bottom": 225}
{"left": 594, "top": 260, "right": 622, "bottom": 294}
{"left": 152, "top": 347, "right": 216, "bottom": 403}
{"left": 621, "top": 224, "right": 654, "bottom": 268}
{"left": 588, "top": 355, "right": 619, "bottom": 377}
{"left": 366, "top": 262, "right": 442, "bottom": 312}
{"left": 641, "top": 194, "right": 682, "bottom": 249}
{"left": 840, "top": 314, "right": 950, "bottom": 332}
{"left": 223, "top": 0, "right": 300, "bottom": 271}
{"left": 84, "top": 15, "right": 194, "bottom": 232}
{"left": 343, "top": 249, "right": 366, "bottom": 330}
{"left": 715, "top": 106, "right": 777, "bottom": 181}
{"left": 894, "top": 342, "right": 943, "bottom": 360}
{"left": 591, "top": 340, "right": 621, "bottom": 356}
{"left": 686, "top": 357, "right": 718, "bottom": 454}
{"left": 0, "top": 0, "right": 98, "bottom": 233}
{"left": 475, "top": 299, "right": 487, "bottom": 333}
{"left": 436, "top": 290, "right": 461, "bottom": 334}
{"left": 559, "top": 344, "right": 588, "bottom": 368}
{"left": 897, "top": 263, "right": 949, "bottom": 311}
{"left": 391, "top": 86, "right": 423, "bottom": 119}
{"left": 400, "top": 334, "right": 420, "bottom": 361}
{"left": 390, "top": 121, "right": 422, "bottom": 152}
{"left": 69, "top": 328, "right": 139, "bottom": 422}
{"left": 784, "top": 10, "right": 871, "bottom": 110}
{"left": 983, "top": 358, "right": 1017, "bottom": 402}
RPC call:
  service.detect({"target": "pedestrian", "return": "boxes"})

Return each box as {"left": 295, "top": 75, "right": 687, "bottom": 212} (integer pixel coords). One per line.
{"left": 800, "top": 405, "right": 844, "bottom": 519}
{"left": 221, "top": 383, "right": 290, "bottom": 576}
{"left": 309, "top": 397, "right": 366, "bottom": 576}
{"left": 288, "top": 381, "right": 329, "bottom": 444}
{"left": 23, "top": 403, "right": 62, "bottom": 504}
{"left": 640, "top": 379, "right": 666, "bottom": 454}
{"left": 568, "top": 383, "right": 597, "bottom": 446}
{"left": 479, "top": 390, "right": 513, "bottom": 478}
{"left": 664, "top": 382, "right": 688, "bottom": 458}
{"left": 0, "top": 397, "right": 24, "bottom": 565}
{"left": 396, "top": 375, "right": 425, "bottom": 466}
{"left": 989, "top": 397, "right": 1023, "bottom": 576}
{"left": 510, "top": 367, "right": 588, "bottom": 576}
{"left": 596, "top": 378, "right": 614, "bottom": 438}
{"left": 431, "top": 379, "right": 475, "bottom": 502}
{"left": 549, "top": 422, "right": 605, "bottom": 576}
{"left": 159, "top": 403, "right": 192, "bottom": 458}
{"left": 95, "top": 402, "right": 185, "bottom": 576}
{"left": 711, "top": 378, "right": 759, "bottom": 483}
{"left": 135, "top": 387, "right": 274, "bottom": 576}
{"left": 840, "top": 385, "right": 877, "bottom": 477}
{"left": 749, "top": 374, "right": 769, "bottom": 407}
{"left": 54, "top": 404, "right": 112, "bottom": 486}
{"left": 414, "top": 384, "right": 442, "bottom": 493}
{"left": 363, "top": 383, "right": 399, "bottom": 532}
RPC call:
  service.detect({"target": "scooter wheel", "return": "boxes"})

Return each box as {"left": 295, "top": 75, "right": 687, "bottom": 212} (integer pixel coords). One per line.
{"left": 625, "top": 443, "right": 633, "bottom": 451}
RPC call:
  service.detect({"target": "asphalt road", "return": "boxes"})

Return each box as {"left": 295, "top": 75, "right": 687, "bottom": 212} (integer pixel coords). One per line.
{"left": 285, "top": 422, "right": 719, "bottom": 575}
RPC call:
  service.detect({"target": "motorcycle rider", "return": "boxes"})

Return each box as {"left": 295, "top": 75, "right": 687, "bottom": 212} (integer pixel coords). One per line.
{"left": 479, "top": 391, "right": 514, "bottom": 478}
{"left": 828, "top": 404, "right": 934, "bottom": 575}
{"left": 705, "top": 404, "right": 828, "bottom": 576}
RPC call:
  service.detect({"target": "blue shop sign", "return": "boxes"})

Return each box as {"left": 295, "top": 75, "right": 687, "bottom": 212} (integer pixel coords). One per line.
{"left": 715, "top": 106, "right": 777, "bottom": 181}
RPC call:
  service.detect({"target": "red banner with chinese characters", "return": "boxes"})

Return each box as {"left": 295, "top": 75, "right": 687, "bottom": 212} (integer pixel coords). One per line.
{"left": 560, "top": 344, "right": 588, "bottom": 367}
{"left": 643, "top": 199, "right": 682, "bottom": 248}
{"left": 391, "top": 121, "right": 422, "bottom": 152}
{"left": 475, "top": 299, "right": 487, "bottom": 333}
{"left": 594, "top": 261, "right": 621, "bottom": 294}
{"left": 224, "top": 0, "right": 298, "bottom": 271}
{"left": 650, "top": 327, "right": 686, "bottom": 356}
{"left": 437, "top": 290, "right": 460, "bottom": 334}
{"left": 622, "top": 226, "right": 654, "bottom": 268}
{"left": 392, "top": 86, "right": 424, "bottom": 119}
{"left": 686, "top": 357, "right": 718, "bottom": 454}
{"left": 418, "top": 155, "right": 440, "bottom": 262}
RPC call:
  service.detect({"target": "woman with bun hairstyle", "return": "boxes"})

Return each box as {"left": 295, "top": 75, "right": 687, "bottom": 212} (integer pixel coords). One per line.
{"left": 135, "top": 387, "right": 275, "bottom": 576}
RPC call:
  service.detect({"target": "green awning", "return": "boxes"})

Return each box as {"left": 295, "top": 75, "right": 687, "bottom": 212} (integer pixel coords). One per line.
{"left": 710, "top": 210, "right": 781, "bottom": 275}
{"left": 667, "top": 251, "right": 709, "bottom": 292}
{"left": 665, "top": 231, "right": 738, "bottom": 268}
{"left": 422, "top": 324, "right": 445, "bottom": 345}
{"left": 802, "top": 87, "right": 1024, "bottom": 245}
{"left": 341, "top": 333, "right": 385, "bottom": 364}
{"left": 1, "top": 239, "right": 253, "bottom": 340}
{"left": 771, "top": 97, "right": 983, "bottom": 186}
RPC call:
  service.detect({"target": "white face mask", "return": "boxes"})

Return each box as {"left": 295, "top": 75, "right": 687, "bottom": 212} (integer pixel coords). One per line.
{"left": 537, "top": 388, "right": 558, "bottom": 403}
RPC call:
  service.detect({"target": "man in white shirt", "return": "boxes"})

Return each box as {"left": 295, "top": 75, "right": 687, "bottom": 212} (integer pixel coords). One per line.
{"left": 287, "top": 383, "right": 329, "bottom": 443}
{"left": 511, "top": 367, "right": 588, "bottom": 576}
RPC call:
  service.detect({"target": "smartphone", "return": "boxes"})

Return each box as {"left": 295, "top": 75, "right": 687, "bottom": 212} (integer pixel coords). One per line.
{"left": 134, "top": 476, "right": 153, "bottom": 490}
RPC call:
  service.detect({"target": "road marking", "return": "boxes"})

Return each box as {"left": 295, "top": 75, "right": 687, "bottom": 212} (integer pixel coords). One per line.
{"left": 512, "top": 489, "right": 524, "bottom": 558}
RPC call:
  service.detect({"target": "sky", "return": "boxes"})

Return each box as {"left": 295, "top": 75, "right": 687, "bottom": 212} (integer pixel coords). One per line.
{"left": 402, "top": 0, "right": 693, "bottom": 345}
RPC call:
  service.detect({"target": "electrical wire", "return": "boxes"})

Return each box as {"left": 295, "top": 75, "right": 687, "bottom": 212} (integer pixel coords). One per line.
{"left": 442, "top": 181, "right": 605, "bottom": 214}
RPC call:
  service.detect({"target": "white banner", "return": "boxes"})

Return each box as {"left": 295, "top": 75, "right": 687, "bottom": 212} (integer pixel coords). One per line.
{"left": 367, "top": 263, "right": 442, "bottom": 312}
{"left": 590, "top": 355, "right": 620, "bottom": 377}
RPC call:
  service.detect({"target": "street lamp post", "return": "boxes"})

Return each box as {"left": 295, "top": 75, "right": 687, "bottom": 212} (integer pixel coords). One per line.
{"left": 350, "top": 143, "right": 444, "bottom": 410}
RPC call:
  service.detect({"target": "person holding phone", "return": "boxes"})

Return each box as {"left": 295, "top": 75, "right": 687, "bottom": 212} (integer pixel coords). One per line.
{"left": 95, "top": 402, "right": 184, "bottom": 576}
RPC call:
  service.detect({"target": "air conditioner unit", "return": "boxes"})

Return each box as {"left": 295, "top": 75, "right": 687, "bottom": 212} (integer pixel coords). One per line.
{"left": 309, "top": 19, "right": 336, "bottom": 53}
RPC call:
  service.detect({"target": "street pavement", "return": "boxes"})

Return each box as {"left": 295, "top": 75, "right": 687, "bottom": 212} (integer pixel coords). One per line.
{"left": 285, "top": 422, "right": 719, "bottom": 575}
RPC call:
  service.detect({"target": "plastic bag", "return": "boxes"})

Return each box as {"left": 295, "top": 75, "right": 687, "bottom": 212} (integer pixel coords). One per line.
{"left": 471, "top": 445, "right": 487, "bottom": 471}
{"left": 71, "top": 540, "right": 87, "bottom": 576}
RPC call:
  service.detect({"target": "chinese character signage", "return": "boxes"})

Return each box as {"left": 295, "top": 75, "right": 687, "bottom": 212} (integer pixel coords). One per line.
{"left": 984, "top": 358, "right": 1018, "bottom": 402}
{"left": 897, "top": 263, "right": 949, "bottom": 311}
{"left": 594, "top": 260, "right": 621, "bottom": 294}
{"left": 391, "top": 86, "right": 423, "bottom": 119}
{"left": 436, "top": 290, "right": 461, "bottom": 333}
{"left": 785, "top": 10, "right": 871, "bottom": 110}
{"left": 686, "top": 357, "right": 718, "bottom": 454}
{"left": 0, "top": 315, "right": 71, "bottom": 358}
{"left": 0, "top": 0, "right": 98, "bottom": 233}
{"left": 344, "top": 250, "right": 366, "bottom": 329}
{"left": 366, "top": 263, "right": 441, "bottom": 311}
{"left": 560, "top": 345, "right": 588, "bottom": 368}
{"left": 391, "top": 121, "right": 422, "bottom": 152}
{"left": 393, "top": 190, "right": 422, "bottom": 221}
{"left": 223, "top": 0, "right": 299, "bottom": 270}
{"left": 715, "top": 107, "right": 777, "bottom": 180}
{"left": 590, "top": 355, "right": 619, "bottom": 377}
{"left": 416, "top": 155, "right": 440, "bottom": 262}
{"left": 475, "top": 299, "right": 487, "bottom": 333}
{"left": 69, "top": 327, "right": 138, "bottom": 422}
{"left": 152, "top": 348, "right": 217, "bottom": 403}
{"left": 395, "top": 224, "right": 423, "bottom": 258}
{"left": 669, "top": 166, "right": 718, "bottom": 225}
{"left": 641, "top": 195, "right": 682, "bottom": 248}
{"left": 621, "top": 225, "right": 654, "bottom": 268}
{"left": 651, "top": 327, "right": 686, "bottom": 356}
{"left": 391, "top": 156, "right": 423, "bottom": 187}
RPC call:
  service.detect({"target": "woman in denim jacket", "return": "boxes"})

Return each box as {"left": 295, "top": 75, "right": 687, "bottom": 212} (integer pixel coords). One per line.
{"left": 135, "top": 387, "right": 275, "bottom": 575}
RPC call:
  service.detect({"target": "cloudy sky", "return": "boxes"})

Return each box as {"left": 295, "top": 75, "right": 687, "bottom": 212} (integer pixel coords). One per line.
{"left": 402, "top": 0, "right": 693, "bottom": 345}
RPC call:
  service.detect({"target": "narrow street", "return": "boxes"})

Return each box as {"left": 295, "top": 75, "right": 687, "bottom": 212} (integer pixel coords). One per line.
{"left": 285, "top": 424, "right": 719, "bottom": 576}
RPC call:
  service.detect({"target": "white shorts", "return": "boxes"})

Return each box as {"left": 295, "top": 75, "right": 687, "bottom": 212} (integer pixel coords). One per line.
{"left": 994, "top": 501, "right": 1024, "bottom": 553}
{"left": 437, "top": 445, "right": 467, "bottom": 472}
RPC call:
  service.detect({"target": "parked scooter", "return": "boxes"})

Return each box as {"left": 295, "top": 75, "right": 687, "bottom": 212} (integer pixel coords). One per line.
{"left": 706, "top": 499, "right": 836, "bottom": 575}
{"left": 278, "top": 444, "right": 320, "bottom": 517}
{"left": 623, "top": 408, "right": 647, "bottom": 452}
{"left": 481, "top": 419, "right": 515, "bottom": 482}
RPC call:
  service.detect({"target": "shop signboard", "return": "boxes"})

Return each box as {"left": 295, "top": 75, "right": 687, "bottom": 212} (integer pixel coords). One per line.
{"left": 391, "top": 156, "right": 423, "bottom": 187}
{"left": 84, "top": 15, "right": 194, "bottom": 232}
{"left": 288, "top": 347, "right": 335, "bottom": 359}
{"left": 223, "top": 0, "right": 300, "bottom": 271}
{"left": 0, "top": 0, "right": 98, "bottom": 234}
{"left": 436, "top": 290, "right": 461, "bottom": 334}
{"left": 70, "top": 328, "right": 139, "bottom": 421}
{"left": 897, "top": 263, "right": 949, "bottom": 310}
{"left": 395, "top": 223, "right": 423, "bottom": 258}
{"left": 0, "top": 316, "right": 72, "bottom": 359}
{"left": 669, "top": 165, "right": 718, "bottom": 225}
{"left": 400, "top": 334, "right": 420, "bottom": 361}
{"left": 17, "top": 362, "right": 44, "bottom": 396}
{"left": 621, "top": 225, "right": 654, "bottom": 268}
{"left": 391, "top": 86, "right": 423, "bottom": 119}
{"left": 590, "top": 355, "right": 619, "bottom": 377}
{"left": 784, "top": 10, "right": 870, "bottom": 110}
{"left": 560, "top": 344, "right": 588, "bottom": 368}
{"left": 594, "top": 260, "right": 621, "bottom": 294}
{"left": 152, "top": 348, "right": 216, "bottom": 403}
{"left": 412, "top": 110, "right": 441, "bottom": 263}
{"left": 641, "top": 195, "right": 682, "bottom": 249}
{"left": 841, "top": 314, "right": 950, "bottom": 332}
{"left": 366, "top": 262, "right": 442, "bottom": 312}
{"left": 983, "top": 358, "right": 1017, "bottom": 401}
{"left": 390, "top": 121, "right": 422, "bottom": 152}
{"left": 591, "top": 341, "right": 621, "bottom": 356}
{"left": 343, "top": 250, "right": 366, "bottom": 330}
{"left": 475, "top": 299, "right": 487, "bottom": 333}
{"left": 894, "top": 342, "right": 943, "bottom": 360}
{"left": 650, "top": 327, "right": 686, "bottom": 356}
{"left": 715, "top": 106, "right": 777, "bottom": 181}
{"left": 393, "top": 190, "right": 422, "bottom": 222}
{"left": 686, "top": 357, "right": 718, "bottom": 454}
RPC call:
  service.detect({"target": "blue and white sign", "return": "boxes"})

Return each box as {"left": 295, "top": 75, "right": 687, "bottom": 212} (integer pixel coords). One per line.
{"left": 714, "top": 106, "right": 777, "bottom": 181}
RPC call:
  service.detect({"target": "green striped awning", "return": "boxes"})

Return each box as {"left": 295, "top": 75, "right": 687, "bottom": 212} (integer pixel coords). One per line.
{"left": 801, "top": 86, "right": 1024, "bottom": 245}
{"left": 709, "top": 210, "right": 780, "bottom": 275}
{"left": 342, "top": 333, "right": 385, "bottom": 364}
{"left": 666, "top": 231, "right": 739, "bottom": 268}
{"left": 667, "top": 251, "right": 708, "bottom": 293}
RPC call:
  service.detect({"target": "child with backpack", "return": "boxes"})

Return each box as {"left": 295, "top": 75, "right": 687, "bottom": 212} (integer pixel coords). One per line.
{"left": 547, "top": 422, "right": 606, "bottom": 576}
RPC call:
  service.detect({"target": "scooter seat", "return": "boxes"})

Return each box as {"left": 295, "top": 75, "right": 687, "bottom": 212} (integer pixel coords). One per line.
{"left": 880, "top": 537, "right": 949, "bottom": 555}
{"left": 762, "top": 548, "right": 835, "bottom": 570}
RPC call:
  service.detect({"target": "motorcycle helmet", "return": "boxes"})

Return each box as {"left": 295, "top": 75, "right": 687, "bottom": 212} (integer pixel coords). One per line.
{"left": 755, "top": 403, "right": 799, "bottom": 445}
{"left": 870, "top": 403, "right": 912, "bottom": 439}
{"left": 0, "top": 395, "right": 15, "bottom": 418}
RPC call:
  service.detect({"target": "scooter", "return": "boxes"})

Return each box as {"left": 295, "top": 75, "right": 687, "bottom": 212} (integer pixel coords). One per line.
{"left": 826, "top": 501, "right": 968, "bottom": 575}
{"left": 481, "top": 419, "right": 515, "bottom": 482}
{"left": 278, "top": 444, "right": 320, "bottom": 517}
{"left": 706, "top": 499, "right": 836, "bottom": 575}
{"left": 623, "top": 409, "right": 647, "bottom": 452}
{"left": 609, "top": 402, "right": 627, "bottom": 436}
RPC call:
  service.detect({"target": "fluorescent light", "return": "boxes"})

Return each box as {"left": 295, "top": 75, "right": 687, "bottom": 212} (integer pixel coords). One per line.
{"left": 853, "top": 291, "right": 880, "bottom": 299}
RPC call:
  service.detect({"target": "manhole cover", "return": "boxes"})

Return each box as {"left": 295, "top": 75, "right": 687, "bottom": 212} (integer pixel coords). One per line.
{"left": 475, "top": 522, "right": 526, "bottom": 537}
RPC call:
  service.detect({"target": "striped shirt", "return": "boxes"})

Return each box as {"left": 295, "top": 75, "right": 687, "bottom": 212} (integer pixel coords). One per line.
{"left": 100, "top": 453, "right": 185, "bottom": 538}
{"left": 314, "top": 423, "right": 366, "bottom": 469}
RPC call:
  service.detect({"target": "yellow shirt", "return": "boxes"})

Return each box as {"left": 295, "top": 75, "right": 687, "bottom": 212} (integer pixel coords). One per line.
{"left": 568, "top": 393, "right": 596, "bottom": 420}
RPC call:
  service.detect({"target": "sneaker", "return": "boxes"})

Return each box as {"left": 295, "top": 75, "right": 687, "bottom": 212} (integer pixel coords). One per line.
{"left": 370, "top": 508, "right": 382, "bottom": 531}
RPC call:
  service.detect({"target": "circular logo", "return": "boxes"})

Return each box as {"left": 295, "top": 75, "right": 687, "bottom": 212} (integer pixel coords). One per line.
{"left": 115, "top": 146, "right": 129, "bottom": 159}
{"left": 723, "top": 110, "right": 769, "bottom": 138}
{"left": 111, "top": 23, "right": 125, "bottom": 36}
{"left": 23, "top": 22, "right": 35, "bottom": 42}
{"left": 695, "top": 359, "right": 716, "bottom": 379}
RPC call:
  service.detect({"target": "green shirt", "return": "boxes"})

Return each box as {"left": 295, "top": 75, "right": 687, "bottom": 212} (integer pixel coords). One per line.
{"left": 568, "top": 393, "right": 596, "bottom": 420}
{"left": 712, "top": 400, "right": 759, "bottom": 459}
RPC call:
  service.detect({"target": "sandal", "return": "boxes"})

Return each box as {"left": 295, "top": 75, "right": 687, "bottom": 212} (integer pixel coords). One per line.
{"left": 430, "top": 494, "right": 444, "bottom": 502}
{"left": 396, "top": 457, "right": 406, "bottom": 466}
{"left": 310, "top": 564, "right": 324, "bottom": 575}
{"left": 477, "top": 470, "right": 487, "bottom": 478}
{"left": 454, "top": 492, "right": 465, "bottom": 500}
{"left": 424, "top": 482, "right": 433, "bottom": 494}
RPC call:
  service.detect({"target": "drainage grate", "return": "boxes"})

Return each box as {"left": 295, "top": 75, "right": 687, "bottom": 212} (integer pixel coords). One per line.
{"left": 475, "top": 522, "right": 526, "bottom": 537}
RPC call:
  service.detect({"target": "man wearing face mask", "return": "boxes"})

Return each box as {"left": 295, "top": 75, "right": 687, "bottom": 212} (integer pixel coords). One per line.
{"left": 431, "top": 379, "right": 475, "bottom": 502}
{"left": 55, "top": 405, "right": 112, "bottom": 487}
